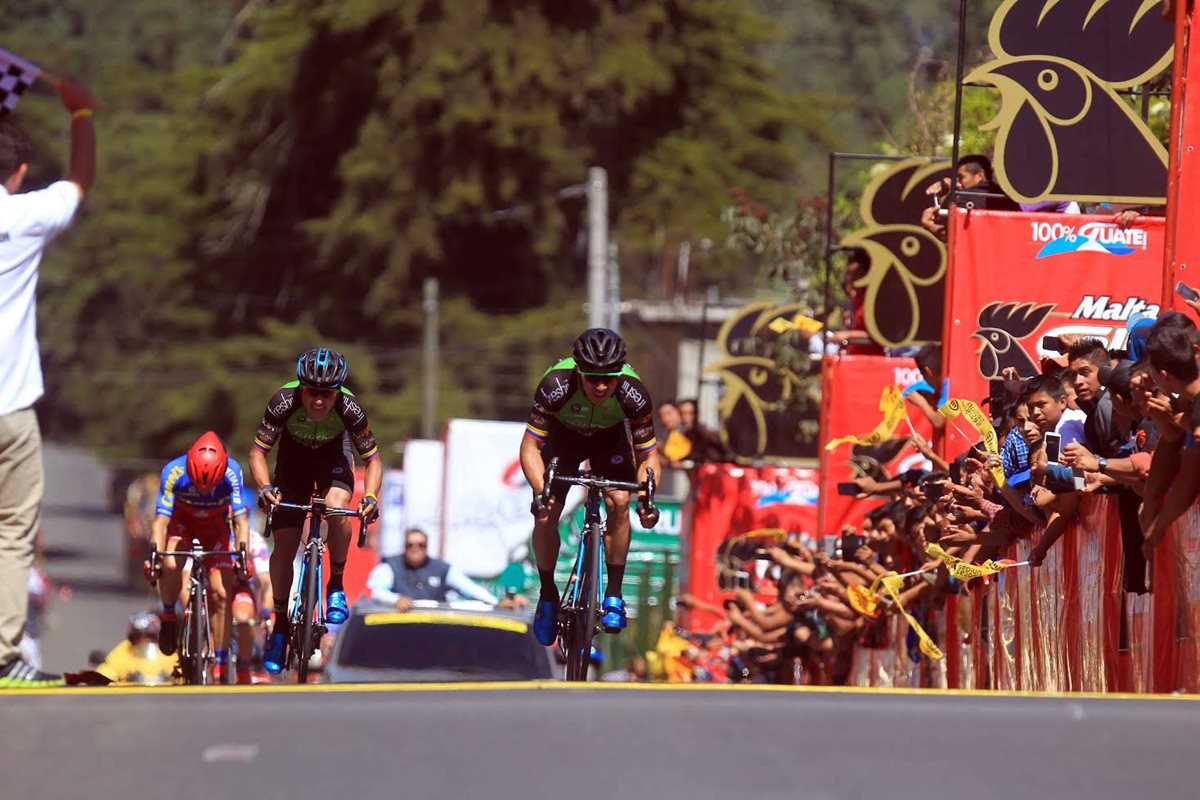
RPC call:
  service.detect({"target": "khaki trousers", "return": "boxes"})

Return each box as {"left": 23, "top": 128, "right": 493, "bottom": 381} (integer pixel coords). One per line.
{"left": 0, "top": 408, "right": 43, "bottom": 667}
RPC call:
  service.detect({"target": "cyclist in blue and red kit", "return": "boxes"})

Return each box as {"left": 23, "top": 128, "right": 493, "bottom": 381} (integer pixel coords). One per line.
{"left": 148, "top": 431, "right": 250, "bottom": 680}
{"left": 249, "top": 348, "right": 382, "bottom": 675}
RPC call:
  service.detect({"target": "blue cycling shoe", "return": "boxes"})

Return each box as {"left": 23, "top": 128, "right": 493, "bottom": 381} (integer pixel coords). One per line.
{"left": 601, "top": 596, "right": 627, "bottom": 633}
{"left": 533, "top": 598, "right": 558, "bottom": 646}
{"left": 326, "top": 590, "right": 349, "bottom": 624}
{"left": 263, "top": 631, "right": 287, "bottom": 675}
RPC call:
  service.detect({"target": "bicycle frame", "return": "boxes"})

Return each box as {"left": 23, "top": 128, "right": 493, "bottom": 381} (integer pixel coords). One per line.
{"left": 560, "top": 489, "right": 607, "bottom": 681}
{"left": 265, "top": 497, "right": 366, "bottom": 683}
{"left": 151, "top": 539, "right": 247, "bottom": 686}
{"left": 541, "top": 458, "right": 655, "bottom": 682}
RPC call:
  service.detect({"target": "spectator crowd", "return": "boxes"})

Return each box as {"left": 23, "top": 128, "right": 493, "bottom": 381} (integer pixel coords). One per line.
{"left": 659, "top": 268, "right": 1200, "bottom": 686}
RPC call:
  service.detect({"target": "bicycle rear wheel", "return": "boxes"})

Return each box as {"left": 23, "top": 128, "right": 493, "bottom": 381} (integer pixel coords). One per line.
{"left": 296, "top": 545, "right": 319, "bottom": 683}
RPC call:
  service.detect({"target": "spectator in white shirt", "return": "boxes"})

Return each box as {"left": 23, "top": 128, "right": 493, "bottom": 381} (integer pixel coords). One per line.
{"left": 0, "top": 79, "right": 96, "bottom": 688}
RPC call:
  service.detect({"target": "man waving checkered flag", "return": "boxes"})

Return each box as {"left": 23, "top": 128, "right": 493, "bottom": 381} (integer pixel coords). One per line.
{"left": 0, "top": 47, "right": 42, "bottom": 116}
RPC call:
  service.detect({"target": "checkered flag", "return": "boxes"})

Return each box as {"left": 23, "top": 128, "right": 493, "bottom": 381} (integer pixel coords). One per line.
{"left": 0, "top": 47, "right": 42, "bottom": 116}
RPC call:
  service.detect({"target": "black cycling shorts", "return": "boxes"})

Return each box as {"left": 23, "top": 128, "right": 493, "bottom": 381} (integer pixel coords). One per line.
{"left": 271, "top": 435, "right": 355, "bottom": 529}
{"left": 540, "top": 420, "right": 636, "bottom": 505}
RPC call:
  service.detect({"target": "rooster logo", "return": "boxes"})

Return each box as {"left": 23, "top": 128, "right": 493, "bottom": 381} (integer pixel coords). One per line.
{"left": 848, "top": 437, "right": 912, "bottom": 481}
{"left": 973, "top": 301, "right": 1056, "bottom": 379}
{"left": 967, "top": 0, "right": 1172, "bottom": 204}
{"left": 707, "top": 301, "right": 814, "bottom": 460}
{"left": 841, "top": 158, "right": 953, "bottom": 349}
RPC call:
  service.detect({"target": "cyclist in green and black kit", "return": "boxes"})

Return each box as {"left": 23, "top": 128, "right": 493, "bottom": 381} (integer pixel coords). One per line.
{"left": 249, "top": 348, "right": 382, "bottom": 674}
{"left": 520, "top": 328, "right": 661, "bottom": 646}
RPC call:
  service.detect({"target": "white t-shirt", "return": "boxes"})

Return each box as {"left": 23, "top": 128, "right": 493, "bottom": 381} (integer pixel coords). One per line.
{"left": 0, "top": 181, "right": 81, "bottom": 416}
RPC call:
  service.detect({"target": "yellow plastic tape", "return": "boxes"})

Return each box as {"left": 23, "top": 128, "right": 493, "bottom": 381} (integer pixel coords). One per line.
{"left": 938, "top": 398, "right": 1005, "bottom": 487}
{"left": 847, "top": 583, "right": 880, "bottom": 618}
{"left": 879, "top": 578, "right": 944, "bottom": 661}
{"left": 825, "top": 384, "right": 907, "bottom": 450}
{"left": 364, "top": 613, "right": 528, "bottom": 634}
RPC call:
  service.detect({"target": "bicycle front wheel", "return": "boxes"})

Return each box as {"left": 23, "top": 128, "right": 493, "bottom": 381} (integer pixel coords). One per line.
{"left": 296, "top": 547, "right": 319, "bottom": 683}
{"left": 190, "top": 588, "right": 207, "bottom": 686}
{"left": 566, "top": 521, "right": 602, "bottom": 682}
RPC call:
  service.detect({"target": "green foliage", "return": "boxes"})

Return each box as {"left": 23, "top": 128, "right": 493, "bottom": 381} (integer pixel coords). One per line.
{"left": 9, "top": 0, "right": 828, "bottom": 463}
{"left": 718, "top": 189, "right": 854, "bottom": 447}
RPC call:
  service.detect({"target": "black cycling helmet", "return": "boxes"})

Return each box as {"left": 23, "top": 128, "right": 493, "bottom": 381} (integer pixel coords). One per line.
{"left": 573, "top": 328, "right": 627, "bottom": 374}
{"left": 296, "top": 347, "right": 349, "bottom": 389}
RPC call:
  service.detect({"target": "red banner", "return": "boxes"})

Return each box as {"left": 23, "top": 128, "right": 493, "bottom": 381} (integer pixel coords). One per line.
{"left": 818, "top": 355, "right": 934, "bottom": 535}
{"left": 682, "top": 463, "right": 819, "bottom": 630}
{"left": 944, "top": 209, "right": 1166, "bottom": 456}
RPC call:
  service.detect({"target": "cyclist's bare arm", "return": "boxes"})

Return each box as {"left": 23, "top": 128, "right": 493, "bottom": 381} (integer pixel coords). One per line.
{"left": 149, "top": 515, "right": 169, "bottom": 554}
{"left": 149, "top": 462, "right": 178, "bottom": 555}
{"left": 248, "top": 391, "right": 290, "bottom": 504}
{"left": 362, "top": 456, "right": 383, "bottom": 499}
{"left": 247, "top": 447, "right": 275, "bottom": 503}
{"left": 629, "top": 410, "right": 660, "bottom": 502}
{"left": 232, "top": 513, "right": 251, "bottom": 552}
{"left": 635, "top": 447, "right": 661, "bottom": 488}
{"left": 519, "top": 433, "right": 548, "bottom": 497}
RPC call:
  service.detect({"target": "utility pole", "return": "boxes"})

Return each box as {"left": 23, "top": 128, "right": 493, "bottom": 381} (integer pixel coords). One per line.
{"left": 606, "top": 240, "right": 620, "bottom": 331}
{"left": 421, "top": 277, "right": 439, "bottom": 439}
{"left": 587, "top": 167, "right": 608, "bottom": 329}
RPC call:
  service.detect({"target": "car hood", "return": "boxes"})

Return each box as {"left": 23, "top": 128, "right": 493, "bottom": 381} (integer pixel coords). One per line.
{"left": 324, "top": 665, "right": 545, "bottom": 684}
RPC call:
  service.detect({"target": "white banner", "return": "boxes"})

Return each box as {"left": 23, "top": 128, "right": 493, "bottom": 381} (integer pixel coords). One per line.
{"left": 402, "top": 439, "right": 444, "bottom": 556}
{"left": 441, "top": 419, "right": 532, "bottom": 578}
{"left": 378, "top": 468, "right": 405, "bottom": 558}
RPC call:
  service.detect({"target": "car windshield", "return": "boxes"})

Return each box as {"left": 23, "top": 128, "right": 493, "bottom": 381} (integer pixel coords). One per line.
{"left": 338, "top": 613, "right": 551, "bottom": 679}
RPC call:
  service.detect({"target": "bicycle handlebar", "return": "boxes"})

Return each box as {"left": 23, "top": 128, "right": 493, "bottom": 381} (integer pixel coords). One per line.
{"left": 148, "top": 541, "right": 250, "bottom": 583}
{"left": 539, "top": 457, "right": 657, "bottom": 513}
{"left": 265, "top": 500, "right": 370, "bottom": 549}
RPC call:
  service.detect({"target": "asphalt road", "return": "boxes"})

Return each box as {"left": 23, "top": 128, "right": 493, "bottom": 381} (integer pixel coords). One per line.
{"left": 38, "top": 445, "right": 151, "bottom": 673}
{"left": 4, "top": 684, "right": 1196, "bottom": 800}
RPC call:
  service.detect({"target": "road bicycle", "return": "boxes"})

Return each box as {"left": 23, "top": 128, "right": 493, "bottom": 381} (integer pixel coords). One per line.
{"left": 265, "top": 497, "right": 367, "bottom": 683}
{"left": 149, "top": 538, "right": 248, "bottom": 686}
{"left": 539, "top": 457, "right": 655, "bottom": 681}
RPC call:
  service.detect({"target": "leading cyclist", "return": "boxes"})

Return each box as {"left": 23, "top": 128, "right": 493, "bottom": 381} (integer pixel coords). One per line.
{"left": 520, "top": 328, "right": 661, "bottom": 647}
{"left": 249, "top": 348, "right": 382, "bottom": 675}
{"left": 148, "top": 431, "right": 249, "bottom": 677}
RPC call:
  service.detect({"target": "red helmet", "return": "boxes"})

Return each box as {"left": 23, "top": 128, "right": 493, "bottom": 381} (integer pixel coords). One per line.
{"left": 186, "top": 431, "right": 228, "bottom": 494}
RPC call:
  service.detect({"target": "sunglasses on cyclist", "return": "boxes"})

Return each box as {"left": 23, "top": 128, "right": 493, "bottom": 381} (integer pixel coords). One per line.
{"left": 580, "top": 372, "right": 620, "bottom": 384}
{"left": 301, "top": 387, "right": 338, "bottom": 399}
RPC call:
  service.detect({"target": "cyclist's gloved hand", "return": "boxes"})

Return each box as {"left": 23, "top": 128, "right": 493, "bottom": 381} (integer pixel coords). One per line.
{"left": 638, "top": 502, "right": 660, "bottom": 529}
{"left": 359, "top": 493, "right": 379, "bottom": 524}
{"left": 257, "top": 485, "right": 281, "bottom": 513}
{"left": 530, "top": 493, "right": 554, "bottom": 517}
{"left": 236, "top": 542, "right": 251, "bottom": 582}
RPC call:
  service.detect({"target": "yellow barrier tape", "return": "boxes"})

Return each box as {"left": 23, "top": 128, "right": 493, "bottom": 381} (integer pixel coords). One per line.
{"left": 825, "top": 385, "right": 907, "bottom": 451}
{"left": 847, "top": 584, "right": 880, "bottom": 618}
{"left": 925, "top": 543, "right": 1027, "bottom": 582}
{"left": 877, "top": 574, "right": 944, "bottom": 661}
{"left": 364, "top": 613, "right": 528, "bottom": 634}
{"left": 938, "top": 398, "right": 1005, "bottom": 487}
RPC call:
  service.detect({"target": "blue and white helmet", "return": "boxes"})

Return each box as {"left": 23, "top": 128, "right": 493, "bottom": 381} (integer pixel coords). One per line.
{"left": 297, "top": 347, "right": 348, "bottom": 389}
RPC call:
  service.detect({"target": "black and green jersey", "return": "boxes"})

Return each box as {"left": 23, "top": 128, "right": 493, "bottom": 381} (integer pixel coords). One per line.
{"left": 524, "top": 357, "right": 656, "bottom": 454}
{"left": 253, "top": 380, "right": 379, "bottom": 461}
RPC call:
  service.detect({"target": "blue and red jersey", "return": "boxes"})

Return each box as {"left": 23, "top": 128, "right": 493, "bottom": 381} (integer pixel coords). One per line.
{"left": 155, "top": 454, "right": 249, "bottom": 528}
